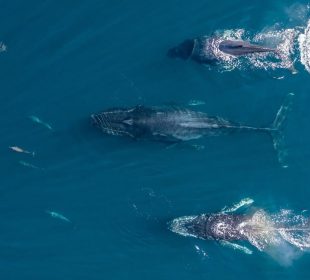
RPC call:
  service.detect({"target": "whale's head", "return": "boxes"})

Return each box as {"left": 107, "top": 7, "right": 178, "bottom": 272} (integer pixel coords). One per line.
{"left": 169, "top": 215, "right": 209, "bottom": 239}
{"left": 91, "top": 106, "right": 150, "bottom": 138}
{"left": 167, "top": 39, "right": 195, "bottom": 60}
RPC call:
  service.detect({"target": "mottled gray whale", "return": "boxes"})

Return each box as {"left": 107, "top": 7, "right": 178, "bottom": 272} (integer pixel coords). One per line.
{"left": 91, "top": 93, "right": 293, "bottom": 166}
{"left": 167, "top": 36, "right": 277, "bottom": 64}
{"left": 169, "top": 199, "right": 310, "bottom": 259}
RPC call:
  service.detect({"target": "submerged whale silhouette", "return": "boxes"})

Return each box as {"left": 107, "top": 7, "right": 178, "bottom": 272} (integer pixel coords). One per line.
{"left": 91, "top": 93, "right": 293, "bottom": 166}
{"left": 167, "top": 37, "right": 277, "bottom": 64}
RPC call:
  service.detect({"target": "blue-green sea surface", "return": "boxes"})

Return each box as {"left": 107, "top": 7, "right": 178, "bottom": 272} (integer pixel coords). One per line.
{"left": 1, "top": 0, "right": 310, "bottom": 279}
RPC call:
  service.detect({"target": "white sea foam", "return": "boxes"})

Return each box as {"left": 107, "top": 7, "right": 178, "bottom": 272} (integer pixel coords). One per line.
{"left": 211, "top": 27, "right": 297, "bottom": 72}
{"left": 237, "top": 208, "right": 310, "bottom": 264}
{"left": 252, "top": 28, "right": 297, "bottom": 71}
{"left": 285, "top": 3, "right": 310, "bottom": 24}
{"left": 298, "top": 20, "right": 310, "bottom": 73}
{"left": 210, "top": 13, "right": 310, "bottom": 75}
{"left": 211, "top": 29, "right": 246, "bottom": 71}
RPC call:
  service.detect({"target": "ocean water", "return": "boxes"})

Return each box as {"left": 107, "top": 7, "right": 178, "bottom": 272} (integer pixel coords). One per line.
{"left": 1, "top": 0, "right": 310, "bottom": 279}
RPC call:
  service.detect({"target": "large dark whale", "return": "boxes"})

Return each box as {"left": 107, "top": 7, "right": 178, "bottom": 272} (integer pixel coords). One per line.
{"left": 167, "top": 36, "right": 277, "bottom": 64}
{"left": 91, "top": 93, "right": 293, "bottom": 166}
{"left": 170, "top": 213, "right": 248, "bottom": 241}
{"left": 169, "top": 201, "right": 310, "bottom": 257}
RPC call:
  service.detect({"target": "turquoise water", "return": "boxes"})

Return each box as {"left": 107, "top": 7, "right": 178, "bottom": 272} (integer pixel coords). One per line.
{"left": 1, "top": 0, "right": 310, "bottom": 279}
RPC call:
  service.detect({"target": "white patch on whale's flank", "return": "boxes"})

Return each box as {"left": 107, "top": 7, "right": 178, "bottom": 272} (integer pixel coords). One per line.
{"left": 252, "top": 28, "right": 297, "bottom": 71}
{"left": 220, "top": 241, "right": 253, "bottom": 255}
{"left": 122, "top": 119, "right": 133, "bottom": 125}
{"left": 221, "top": 198, "right": 254, "bottom": 213}
{"left": 172, "top": 133, "right": 202, "bottom": 141}
{"left": 298, "top": 20, "right": 310, "bottom": 73}
{"left": 179, "top": 121, "right": 215, "bottom": 129}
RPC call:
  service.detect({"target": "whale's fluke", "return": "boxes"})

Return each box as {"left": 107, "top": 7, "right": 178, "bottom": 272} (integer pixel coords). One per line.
{"left": 270, "top": 92, "right": 295, "bottom": 168}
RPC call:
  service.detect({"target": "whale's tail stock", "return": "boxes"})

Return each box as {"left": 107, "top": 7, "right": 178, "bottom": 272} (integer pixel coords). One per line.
{"left": 270, "top": 92, "right": 295, "bottom": 168}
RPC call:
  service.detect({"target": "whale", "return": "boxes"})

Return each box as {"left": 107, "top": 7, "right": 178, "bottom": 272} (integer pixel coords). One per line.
{"left": 91, "top": 93, "right": 293, "bottom": 166}
{"left": 169, "top": 199, "right": 310, "bottom": 257}
{"left": 167, "top": 36, "right": 277, "bottom": 64}
{"left": 169, "top": 213, "right": 248, "bottom": 241}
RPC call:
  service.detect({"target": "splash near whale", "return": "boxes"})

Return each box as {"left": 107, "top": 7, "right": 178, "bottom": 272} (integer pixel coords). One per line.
{"left": 167, "top": 21, "right": 310, "bottom": 73}
{"left": 169, "top": 198, "right": 310, "bottom": 265}
{"left": 91, "top": 93, "right": 293, "bottom": 167}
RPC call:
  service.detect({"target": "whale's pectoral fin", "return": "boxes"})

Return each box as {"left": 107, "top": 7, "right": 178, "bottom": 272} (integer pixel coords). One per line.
{"left": 221, "top": 198, "right": 254, "bottom": 213}
{"left": 219, "top": 241, "right": 253, "bottom": 255}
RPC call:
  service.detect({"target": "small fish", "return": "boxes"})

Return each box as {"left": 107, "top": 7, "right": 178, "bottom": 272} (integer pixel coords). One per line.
{"left": 9, "top": 146, "right": 35, "bottom": 156}
{"left": 46, "top": 210, "right": 71, "bottom": 223}
{"left": 194, "top": 244, "right": 208, "bottom": 258}
{"left": 19, "top": 160, "right": 42, "bottom": 170}
{"left": 29, "top": 115, "right": 53, "bottom": 130}
{"left": 0, "top": 42, "right": 7, "bottom": 52}
{"left": 191, "top": 144, "right": 205, "bottom": 151}
{"left": 188, "top": 100, "right": 206, "bottom": 106}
